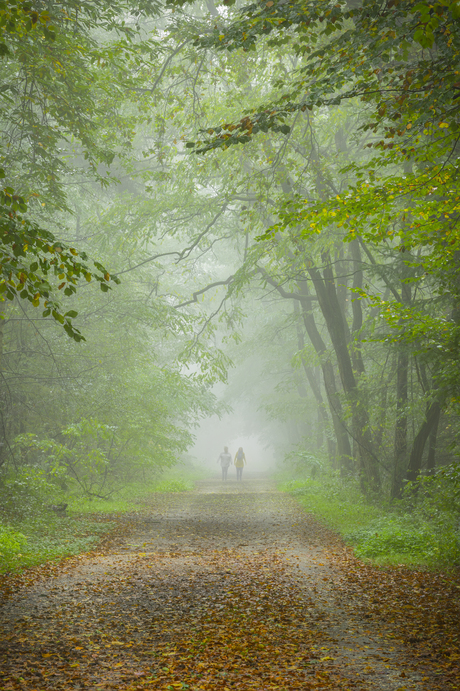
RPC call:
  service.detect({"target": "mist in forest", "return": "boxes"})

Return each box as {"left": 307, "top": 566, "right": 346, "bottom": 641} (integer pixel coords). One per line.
{"left": 0, "top": 0, "right": 459, "bottom": 573}
{"left": 191, "top": 417, "right": 275, "bottom": 474}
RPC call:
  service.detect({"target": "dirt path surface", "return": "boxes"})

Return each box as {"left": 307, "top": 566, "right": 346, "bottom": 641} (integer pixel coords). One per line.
{"left": 0, "top": 476, "right": 456, "bottom": 691}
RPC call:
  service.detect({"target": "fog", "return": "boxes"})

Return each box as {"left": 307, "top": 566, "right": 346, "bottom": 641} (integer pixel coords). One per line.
{"left": 0, "top": 0, "right": 458, "bottom": 524}
{"left": 1, "top": 5, "right": 459, "bottom": 684}
{"left": 191, "top": 414, "right": 276, "bottom": 475}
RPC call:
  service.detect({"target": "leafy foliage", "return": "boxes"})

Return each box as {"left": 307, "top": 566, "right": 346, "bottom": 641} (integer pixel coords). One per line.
{"left": 282, "top": 469, "right": 460, "bottom": 567}
{"left": 283, "top": 448, "right": 325, "bottom": 476}
{"left": 0, "top": 513, "right": 115, "bottom": 574}
{"left": 182, "top": 0, "right": 460, "bottom": 153}
{"left": 408, "top": 461, "right": 460, "bottom": 515}
{"left": 349, "top": 514, "right": 460, "bottom": 565}
{"left": 0, "top": 525, "right": 27, "bottom": 570}
{"left": 0, "top": 0, "right": 163, "bottom": 336}
{"left": 0, "top": 181, "right": 117, "bottom": 340}
{"left": 0, "top": 466, "right": 61, "bottom": 520}
{"left": 158, "top": 0, "right": 460, "bottom": 498}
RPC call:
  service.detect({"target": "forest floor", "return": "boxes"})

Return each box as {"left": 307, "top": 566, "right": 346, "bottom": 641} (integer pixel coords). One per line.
{"left": 0, "top": 474, "right": 459, "bottom": 691}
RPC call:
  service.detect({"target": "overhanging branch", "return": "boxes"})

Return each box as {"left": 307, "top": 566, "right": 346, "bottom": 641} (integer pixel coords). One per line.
{"left": 174, "top": 275, "right": 234, "bottom": 308}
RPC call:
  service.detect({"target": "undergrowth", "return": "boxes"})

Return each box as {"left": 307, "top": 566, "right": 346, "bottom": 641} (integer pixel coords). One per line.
{"left": 0, "top": 513, "right": 115, "bottom": 573}
{"left": 0, "top": 465, "right": 202, "bottom": 574}
{"left": 279, "top": 468, "right": 460, "bottom": 569}
{"left": 69, "top": 474, "right": 196, "bottom": 515}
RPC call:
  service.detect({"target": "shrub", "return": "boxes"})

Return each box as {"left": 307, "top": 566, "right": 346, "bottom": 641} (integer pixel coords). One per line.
{"left": 280, "top": 466, "right": 460, "bottom": 567}
{"left": 407, "top": 461, "right": 460, "bottom": 517}
{"left": 0, "top": 526, "right": 28, "bottom": 570}
{"left": 0, "top": 466, "right": 61, "bottom": 520}
{"left": 283, "top": 448, "right": 326, "bottom": 477}
{"left": 348, "top": 513, "right": 460, "bottom": 565}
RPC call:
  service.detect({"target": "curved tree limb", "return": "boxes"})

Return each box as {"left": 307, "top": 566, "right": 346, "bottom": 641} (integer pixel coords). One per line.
{"left": 174, "top": 275, "right": 235, "bottom": 308}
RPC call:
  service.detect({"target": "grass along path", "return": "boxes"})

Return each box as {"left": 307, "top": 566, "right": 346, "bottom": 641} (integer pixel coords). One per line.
{"left": 0, "top": 476, "right": 197, "bottom": 574}
{"left": 0, "top": 475, "right": 459, "bottom": 691}
{"left": 279, "top": 477, "right": 460, "bottom": 568}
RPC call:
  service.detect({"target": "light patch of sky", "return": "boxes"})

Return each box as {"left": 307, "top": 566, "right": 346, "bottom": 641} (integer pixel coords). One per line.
{"left": 215, "top": 4, "right": 230, "bottom": 18}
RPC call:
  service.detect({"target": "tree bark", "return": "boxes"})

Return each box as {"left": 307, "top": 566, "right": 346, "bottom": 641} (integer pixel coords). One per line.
{"left": 258, "top": 269, "right": 352, "bottom": 468}
{"left": 391, "top": 350, "right": 409, "bottom": 499}
{"left": 0, "top": 307, "right": 6, "bottom": 471}
{"left": 426, "top": 409, "right": 440, "bottom": 474}
{"left": 297, "top": 283, "right": 353, "bottom": 471}
{"left": 306, "top": 256, "right": 379, "bottom": 489}
{"left": 350, "top": 240, "right": 365, "bottom": 375}
{"left": 406, "top": 400, "right": 442, "bottom": 484}
{"left": 293, "top": 302, "right": 330, "bottom": 456}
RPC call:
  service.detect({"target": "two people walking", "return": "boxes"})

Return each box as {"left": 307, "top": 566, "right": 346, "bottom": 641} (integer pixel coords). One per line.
{"left": 217, "top": 446, "right": 246, "bottom": 481}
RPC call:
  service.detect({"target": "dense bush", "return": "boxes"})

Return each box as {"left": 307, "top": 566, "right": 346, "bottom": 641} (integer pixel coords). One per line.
{"left": 0, "top": 466, "right": 62, "bottom": 520}
{"left": 0, "top": 526, "right": 28, "bottom": 570}
{"left": 409, "top": 462, "right": 460, "bottom": 517}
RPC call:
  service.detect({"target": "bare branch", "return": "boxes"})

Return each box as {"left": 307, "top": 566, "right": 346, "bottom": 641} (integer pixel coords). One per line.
{"left": 137, "top": 40, "right": 192, "bottom": 94}
{"left": 174, "top": 275, "right": 235, "bottom": 309}
{"left": 117, "top": 203, "right": 229, "bottom": 276}
{"left": 257, "top": 267, "right": 317, "bottom": 301}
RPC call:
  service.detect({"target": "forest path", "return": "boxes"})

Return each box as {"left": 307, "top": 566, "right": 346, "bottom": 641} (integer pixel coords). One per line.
{"left": 0, "top": 475, "right": 449, "bottom": 691}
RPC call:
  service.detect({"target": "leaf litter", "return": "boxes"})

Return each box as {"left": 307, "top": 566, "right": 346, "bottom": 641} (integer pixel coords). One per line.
{"left": 0, "top": 477, "right": 459, "bottom": 691}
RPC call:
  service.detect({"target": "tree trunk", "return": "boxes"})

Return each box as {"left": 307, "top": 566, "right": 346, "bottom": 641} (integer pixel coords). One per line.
{"left": 350, "top": 240, "right": 365, "bottom": 375}
{"left": 306, "top": 257, "right": 379, "bottom": 489}
{"left": 311, "top": 368, "right": 326, "bottom": 451}
{"left": 293, "top": 302, "right": 329, "bottom": 454}
{"left": 259, "top": 269, "right": 352, "bottom": 469}
{"left": 406, "top": 400, "right": 442, "bottom": 484}
{"left": 297, "top": 285, "right": 353, "bottom": 471}
{"left": 426, "top": 409, "right": 440, "bottom": 474}
{"left": 0, "top": 307, "right": 6, "bottom": 471}
{"left": 391, "top": 350, "right": 409, "bottom": 499}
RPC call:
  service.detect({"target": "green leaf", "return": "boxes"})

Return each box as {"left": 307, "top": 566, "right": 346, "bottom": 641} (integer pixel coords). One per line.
{"left": 52, "top": 309, "right": 65, "bottom": 325}
{"left": 451, "top": 2, "right": 460, "bottom": 20}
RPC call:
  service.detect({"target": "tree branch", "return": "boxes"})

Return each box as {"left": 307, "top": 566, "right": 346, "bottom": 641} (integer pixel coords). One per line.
{"left": 257, "top": 267, "right": 317, "bottom": 301}
{"left": 174, "top": 275, "right": 235, "bottom": 309}
{"left": 117, "top": 203, "right": 228, "bottom": 276}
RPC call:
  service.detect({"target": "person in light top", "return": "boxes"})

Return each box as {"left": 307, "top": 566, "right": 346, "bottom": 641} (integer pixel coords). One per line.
{"left": 217, "top": 446, "right": 232, "bottom": 481}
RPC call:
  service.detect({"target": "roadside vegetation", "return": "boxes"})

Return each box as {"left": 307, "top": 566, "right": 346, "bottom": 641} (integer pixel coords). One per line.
{"left": 1, "top": 0, "right": 460, "bottom": 585}
{"left": 0, "top": 465, "right": 203, "bottom": 574}
{"left": 280, "top": 459, "right": 460, "bottom": 569}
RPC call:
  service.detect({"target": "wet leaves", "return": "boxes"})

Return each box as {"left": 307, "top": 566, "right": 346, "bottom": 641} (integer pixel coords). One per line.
{"left": 0, "top": 487, "right": 459, "bottom": 691}
{"left": 0, "top": 551, "right": 347, "bottom": 690}
{"left": 333, "top": 549, "right": 460, "bottom": 689}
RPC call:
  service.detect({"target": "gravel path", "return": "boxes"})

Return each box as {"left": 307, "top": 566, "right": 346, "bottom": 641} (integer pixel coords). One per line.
{"left": 0, "top": 476, "right": 445, "bottom": 690}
